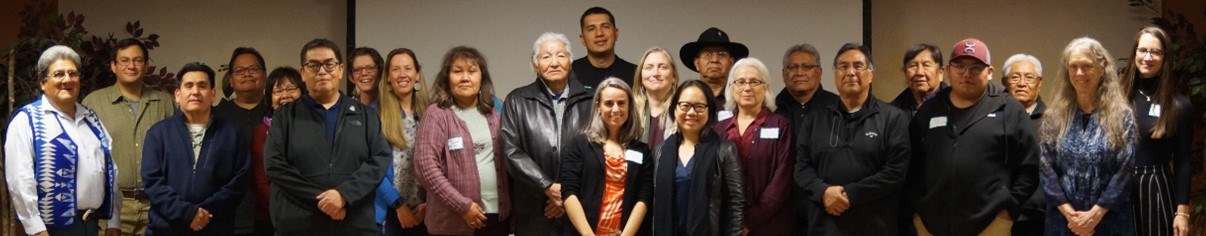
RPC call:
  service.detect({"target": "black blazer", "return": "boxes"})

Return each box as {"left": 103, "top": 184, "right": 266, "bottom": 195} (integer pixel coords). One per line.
{"left": 650, "top": 133, "right": 744, "bottom": 236}
{"left": 559, "top": 136, "right": 652, "bottom": 235}
{"left": 265, "top": 95, "right": 391, "bottom": 235}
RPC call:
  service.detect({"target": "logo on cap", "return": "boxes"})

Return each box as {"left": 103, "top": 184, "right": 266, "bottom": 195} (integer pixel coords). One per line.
{"left": 964, "top": 42, "right": 977, "bottom": 54}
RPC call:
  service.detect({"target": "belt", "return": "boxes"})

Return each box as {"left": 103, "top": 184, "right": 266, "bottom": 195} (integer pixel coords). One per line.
{"left": 79, "top": 209, "right": 98, "bottom": 221}
{"left": 122, "top": 189, "right": 150, "bottom": 201}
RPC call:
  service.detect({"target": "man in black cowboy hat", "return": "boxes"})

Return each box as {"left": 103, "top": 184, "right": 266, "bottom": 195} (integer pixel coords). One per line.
{"left": 680, "top": 27, "right": 749, "bottom": 106}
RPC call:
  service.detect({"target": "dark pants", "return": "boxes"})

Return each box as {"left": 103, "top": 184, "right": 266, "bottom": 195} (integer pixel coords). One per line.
{"left": 379, "top": 207, "right": 427, "bottom": 236}
{"left": 475, "top": 214, "right": 509, "bottom": 236}
{"left": 429, "top": 214, "right": 509, "bottom": 236}
{"left": 234, "top": 221, "right": 274, "bottom": 236}
{"left": 48, "top": 210, "right": 101, "bottom": 236}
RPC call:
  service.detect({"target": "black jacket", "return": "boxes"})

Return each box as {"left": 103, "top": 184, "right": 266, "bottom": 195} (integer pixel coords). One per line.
{"left": 650, "top": 133, "right": 744, "bottom": 236}
{"left": 907, "top": 84, "right": 1040, "bottom": 236}
{"left": 795, "top": 95, "right": 911, "bottom": 235}
{"left": 559, "top": 136, "right": 653, "bottom": 234}
{"left": 890, "top": 82, "right": 948, "bottom": 117}
{"left": 501, "top": 77, "right": 594, "bottom": 234}
{"left": 142, "top": 115, "right": 249, "bottom": 236}
{"left": 264, "top": 95, "right": 390, "bottom": 235}
{"left": 774, "top": 88, "right": 840, "bottom": 136}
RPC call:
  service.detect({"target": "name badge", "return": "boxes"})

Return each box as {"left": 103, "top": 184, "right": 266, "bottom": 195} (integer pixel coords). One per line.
{"left": 1149, "top": 104, "right": 1162, "bottom": 117}
{"left": 929, "top": 116, "right": 948, "bottom": 129}
{"left": 717, "top": 110, "right": 734, "bottom": 121}
{"left": 987, "top": 113, "right": 997, "bottom": 118}
{"left": 625, "top": 149, "right": 643, "bottom": 164}
{"left": 760, "top": 128, "right": 780, "bottom": 139}
{"left": 448, "top": 137, "right": 464, "bottom": 151}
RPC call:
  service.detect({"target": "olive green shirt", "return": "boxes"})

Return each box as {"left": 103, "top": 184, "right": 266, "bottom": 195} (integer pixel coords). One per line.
{"left": 82, "top": 85, "right": 176, "bottom": 190}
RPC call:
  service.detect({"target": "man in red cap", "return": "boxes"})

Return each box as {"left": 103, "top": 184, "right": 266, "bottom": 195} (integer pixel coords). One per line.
{"left": 906, "top": 38, "right": 1040, "bottom": 236}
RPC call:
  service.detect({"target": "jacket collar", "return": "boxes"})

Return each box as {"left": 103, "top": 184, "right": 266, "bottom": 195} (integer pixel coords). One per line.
{"left": 518, "top": 74, "right": 592, "bottom": 105}
{"left": 774, "top": 89, "right": 798, "bottom": 109}
{"left": 104, "top": 84, "right": 163, "bottom": 104}
{"left": 167, "top": 113, "right": 222, "bottom": 165}
{"left": 824, "top": 93, "right": 880, "bottom": 120}
{"left": 938, "top": 83, "right": 1009, "bottom": 134}
{"left": 301, "top": 93, "right": 363, "bottom": 116}
{"left": 722, "top": 107, "right": 771, "bottom": 131}
{"left": 892, "top": 82, "right": 947, "bottom": 109}
{"left": 1030, "top": 97, "right": 1046, "bottom": 119}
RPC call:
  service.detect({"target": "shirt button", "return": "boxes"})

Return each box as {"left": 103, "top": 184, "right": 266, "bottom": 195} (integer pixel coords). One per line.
{"left": 135, "top": 143, "right": 139, "bottom": 147}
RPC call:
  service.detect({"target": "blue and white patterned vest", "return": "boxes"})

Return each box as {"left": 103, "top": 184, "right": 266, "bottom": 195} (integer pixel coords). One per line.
{"left": 16, "top": 98, "right": 115, "bottom": 228}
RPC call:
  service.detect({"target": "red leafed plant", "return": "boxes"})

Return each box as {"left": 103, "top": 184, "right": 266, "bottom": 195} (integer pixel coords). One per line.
{"left": 2, "top": 1, "right": 176, "bottom": 122}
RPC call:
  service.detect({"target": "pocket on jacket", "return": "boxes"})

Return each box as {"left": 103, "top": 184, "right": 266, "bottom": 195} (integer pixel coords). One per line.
{"left": 271, "top": 190, "right": 315, "bottom": 233}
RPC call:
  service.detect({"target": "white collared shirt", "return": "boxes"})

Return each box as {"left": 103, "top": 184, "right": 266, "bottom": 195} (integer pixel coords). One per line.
{"left": 4, "top": 96, "right": 122, "bottom": 233}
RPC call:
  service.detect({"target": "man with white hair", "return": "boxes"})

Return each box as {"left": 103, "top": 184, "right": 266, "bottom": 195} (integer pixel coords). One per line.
{"left": 502, "top": 32, "right": 595, "bottom": 235}
{"left": 1001, "top": 54, "right": 1045, "bottom": 118}
{"left": 1000, "top": 53, "right": 1046, "bottom": 235}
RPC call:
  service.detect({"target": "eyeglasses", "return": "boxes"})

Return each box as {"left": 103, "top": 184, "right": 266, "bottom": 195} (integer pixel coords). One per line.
{"left": 1007, "top": 73, "right": 1041, "bottom": 84}
{"left": 949, "top": 63, "right": 987, "bottom": 74}
{"left": 699, "top": 50, "right": 730, "bottom": 59}
{"left": 733, "top": 79, "right": 764, "bottom": 88}
{"left": 836, "top": 63, "right": 869, "bottom": 73}
{"left": 303, "top": 60, "right": 341, "bottom": 73}
{"left": 353, "top": 65, "right": 378, "bottom": 75}
{"left": 676, "top": 102, "right": 708, "bottom": 112}
{"left": 272, "top": 86, "right": 300, "bottom": 95}
{"left": 1136, "top": 47, "right": 1163, "bottom": 59}
{"left": 48, "top": 70, "right": 81, "bottom": 81}
{"left": 785, "top": 64, "right": 820, "bottom": 72}
{"left": 116, "top": 57, "right": 146, "bottom": 67}
{"left": 233, "top": 66, "right": 264, "bottom": 75}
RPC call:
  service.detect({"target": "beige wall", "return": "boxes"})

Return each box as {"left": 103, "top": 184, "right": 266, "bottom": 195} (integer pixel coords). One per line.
{"left": 59, "top": 0, "right": 347, "bottom": 96}
{"left": 871, "top": 0, "right": 1158, "bottom": 103}
{"left": 357, "top": 1, "right": 863, "bottom": 96}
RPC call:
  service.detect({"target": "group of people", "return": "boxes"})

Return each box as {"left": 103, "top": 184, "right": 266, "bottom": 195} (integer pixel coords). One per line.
{"left": 4, "top": 6, "right": 1197, "bottom": 236}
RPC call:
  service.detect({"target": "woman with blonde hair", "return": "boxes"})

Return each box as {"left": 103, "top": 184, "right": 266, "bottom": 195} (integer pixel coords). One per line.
{"left": 1039, "top": 37, "right": 1136, "bottom": 236}
{"left": 374, "top": 48, "right": 433, "bottom": 235}
{"left": 631, "top": 47, "right": 679, "bottom": 149}
{"left": 1120, "top": 26, "right": 1196, "bottom": 236}
{"left": 560, "top": 78, "right": 653, "bottom": 236}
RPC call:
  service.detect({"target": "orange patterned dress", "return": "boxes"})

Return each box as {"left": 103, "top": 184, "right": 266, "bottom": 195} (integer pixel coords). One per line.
{"left": 595, "top": 151, "right": 628, "bottom": 235}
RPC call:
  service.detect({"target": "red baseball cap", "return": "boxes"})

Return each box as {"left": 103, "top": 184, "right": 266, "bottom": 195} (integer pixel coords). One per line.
{"left": 950, "top": 38, "right": 991, "bottom": 65}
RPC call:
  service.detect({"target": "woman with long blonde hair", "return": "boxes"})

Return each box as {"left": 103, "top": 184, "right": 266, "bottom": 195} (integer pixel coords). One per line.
{"left": 1038, "top": 37, "right": 1136, "bottom": 236}
{"left": 375, "top": 48, "right": 433, "bottom": 235}
{"left": 631, "top": 47, "right": 679, "bottom": 149}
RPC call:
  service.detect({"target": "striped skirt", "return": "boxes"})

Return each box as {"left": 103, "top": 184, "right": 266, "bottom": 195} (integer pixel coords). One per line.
{"left": 1132, "top": 165, "right": 1175, "bottom": 236}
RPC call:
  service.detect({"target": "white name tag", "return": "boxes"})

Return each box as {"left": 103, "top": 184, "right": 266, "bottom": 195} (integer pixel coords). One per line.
{"left": 760, "top": 128, "right": 780, "bottom": 139}
{"left": 717, "top": 110, "right": 734, "bottom": 121}
{"left": 987, "top": 113, "right": 997, "bottom": 118}
{"left": 929, "top": 116, "right": 948, "bottom": 129}
{"left": 1149, "top": 104, "right": 1162, "bottom": 117}
{"left": 448, "top": 137, "right": 464, "bottom": 151}
{"left": 625, "top": 149, "right": 643, "bottom": 164}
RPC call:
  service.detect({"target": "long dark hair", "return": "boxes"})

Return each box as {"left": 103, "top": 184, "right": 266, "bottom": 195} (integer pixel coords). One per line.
{"left": 431, "top": 46, "right": 495, "bottom": 114}
{"left": 1121, "top": 26, "right": 1183, "bottom": 139}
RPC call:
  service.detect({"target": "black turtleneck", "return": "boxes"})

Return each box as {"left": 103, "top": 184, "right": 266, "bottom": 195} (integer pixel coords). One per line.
{"left": 1130, "top": 75, "right": 1196, "bottom": 205}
